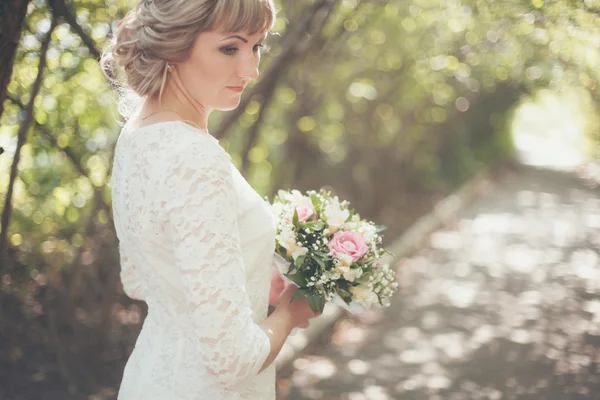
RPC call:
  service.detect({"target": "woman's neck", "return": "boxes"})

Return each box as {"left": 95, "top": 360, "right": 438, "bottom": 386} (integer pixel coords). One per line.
{"left": 143, "top": 81, "right": 210, "bottom": 132}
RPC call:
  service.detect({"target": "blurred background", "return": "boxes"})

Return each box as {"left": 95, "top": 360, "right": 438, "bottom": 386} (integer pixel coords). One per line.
{"left": 1, "top": 0, "right": 599, "bottom": 399}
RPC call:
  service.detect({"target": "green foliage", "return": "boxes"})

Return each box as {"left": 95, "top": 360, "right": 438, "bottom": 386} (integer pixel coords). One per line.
{"left": 0, "top": 0, "right": 599, "bottom": 396}
{"left": 307, "top": 291, "right": 325, "bottom": 314}
{"left": 290, "top": 287, "right": 309, "bottom": 303}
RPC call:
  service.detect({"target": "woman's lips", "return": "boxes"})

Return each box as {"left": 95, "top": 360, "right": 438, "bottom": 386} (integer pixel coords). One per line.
{"left": 227, "top": 86, "right": 244, "bottom": 93}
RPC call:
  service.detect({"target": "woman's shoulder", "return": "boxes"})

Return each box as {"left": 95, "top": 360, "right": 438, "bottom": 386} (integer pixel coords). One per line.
{"left": 125, "top": 120, "right": 217, "bottom": 144}
{"left": 126, "top": 120, "right": 229, "bottom": 163}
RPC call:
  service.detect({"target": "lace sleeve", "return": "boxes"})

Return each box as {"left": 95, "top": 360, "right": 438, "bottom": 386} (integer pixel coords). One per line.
{"left": 119, "top": 250, "right": 145, "bottom": 301}
{"left": 164, "top": 138, "right": 271, "bottom": 389}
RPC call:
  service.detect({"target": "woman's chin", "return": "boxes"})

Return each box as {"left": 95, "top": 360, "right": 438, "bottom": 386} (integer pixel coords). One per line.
{"left": 214, "top": 96, "right": 242, "bottom": 111}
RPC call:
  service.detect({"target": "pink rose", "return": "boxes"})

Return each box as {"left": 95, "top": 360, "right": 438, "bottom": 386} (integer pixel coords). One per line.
{"left": 328, "top": 231, "right": 369, "bottom": 262}
{"left": 296, "top": 204, "right": 317, "bottom": 222}
{"left": 285, "top": 205, "right": 317, "bottom": 223}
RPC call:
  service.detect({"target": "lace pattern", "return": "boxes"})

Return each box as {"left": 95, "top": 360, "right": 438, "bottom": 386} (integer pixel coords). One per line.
{"left": 112, "top": 121, "right": 276, "bottom": 399}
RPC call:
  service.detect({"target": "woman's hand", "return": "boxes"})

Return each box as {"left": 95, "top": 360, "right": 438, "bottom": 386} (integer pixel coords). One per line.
{"left": 275, "top": 284, "right": 321, "bottom": 329}
{"left": 269, "top": 265, "right": 286, "bottom": 306}
{"left": 258, "top": 284, "right": 320, "bottom": 373}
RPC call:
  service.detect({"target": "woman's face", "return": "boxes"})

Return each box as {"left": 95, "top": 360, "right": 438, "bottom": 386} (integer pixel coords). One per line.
{"left": 174, "top": 29, "right": 268, "bottom": 111}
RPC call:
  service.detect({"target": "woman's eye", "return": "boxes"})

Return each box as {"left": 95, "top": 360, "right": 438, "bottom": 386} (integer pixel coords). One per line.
{"left": 220, "top": 46, "right": 238, "bottom": 55}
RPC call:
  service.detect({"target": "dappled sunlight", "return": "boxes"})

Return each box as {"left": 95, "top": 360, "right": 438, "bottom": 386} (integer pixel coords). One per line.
{"left": 512, "top": 88, "right": 596, "bottom": 171}
{"left": 2, "top": 0, "right": 600, "bottom": 397}
{"left": 277, "top": 167, "right": 600, "bottom": 399}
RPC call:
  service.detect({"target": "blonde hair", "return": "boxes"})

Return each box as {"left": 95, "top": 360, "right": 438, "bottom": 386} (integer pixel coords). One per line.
{"left": 101, "top": 0, "right": 276, "bottom": 118}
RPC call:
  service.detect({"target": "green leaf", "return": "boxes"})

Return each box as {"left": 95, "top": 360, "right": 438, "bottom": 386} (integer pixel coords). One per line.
{"left": 376, "top": 249, "right": 397, "bottom": 260}
{"left": 314, "top": 256, "right": 326, "bottom": 270}
{"left": 275, "top": 248, "right": 288, "bottom": 259}
{"left": 376, "top": 225, "right": 388, "bottom": 233}
{"left": 307, "top": 292, "right": 325, "bottom": 313}
{"left": 304, "top": 220, "right": 325, "bottom": 231}
{"left": 294, "top": 254, "right": 306, "bottom": 267}
{"left": 346, "top": 209, "right": 355, "bottom": 222}
{"left": 292, "top": 208, "right": 299, "bottom": 226}
{"left": 310, "top": 193, "right": 322, "bottom": 210}
{"left": 337, "top": 280, "right": 350, "bottom": 292}
{"left": 284, "top": 272, "right": 308, "bottom": 287}
{"left": 315, "top": 294, "right": 326, "bottom": 313}
{"left": 290, "top": 288, "right": 309, "bottom": 303}
{"left": 311, "top": 220, "right": 325, "bottom": 230}
{"left": 355, "top": 273, "right": 371, "bottom": 284}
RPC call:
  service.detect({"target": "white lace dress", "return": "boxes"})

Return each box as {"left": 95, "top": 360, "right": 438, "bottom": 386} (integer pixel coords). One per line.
{"left": 111, "top": 120, "right": 276, "bottom": 400}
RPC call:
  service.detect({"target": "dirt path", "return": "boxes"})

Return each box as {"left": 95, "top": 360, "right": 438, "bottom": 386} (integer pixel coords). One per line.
{"left": 277, "top": 166, "right": 600, "bottom": 400}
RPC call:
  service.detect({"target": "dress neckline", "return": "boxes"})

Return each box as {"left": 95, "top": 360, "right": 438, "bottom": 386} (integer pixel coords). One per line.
{"left": 124, "top": 120, "right": 216, "bottom": 142}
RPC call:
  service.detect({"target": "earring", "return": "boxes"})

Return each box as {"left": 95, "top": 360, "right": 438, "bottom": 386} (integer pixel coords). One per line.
{"left": 167, "top": 63, "right": 174, "bottom": 73}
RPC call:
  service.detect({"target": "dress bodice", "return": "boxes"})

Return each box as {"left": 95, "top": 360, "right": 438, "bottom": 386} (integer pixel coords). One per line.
{"left": 111, "top": 120, "right": 276, "bottom": 399}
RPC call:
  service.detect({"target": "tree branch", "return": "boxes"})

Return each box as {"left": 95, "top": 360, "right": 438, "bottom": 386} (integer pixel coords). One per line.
{"left": 48, "top": 0, "right": 101, "bottom": 59}
{"left": 212, "top": 0, "right": 331, "bottom": 140}
{"left": 7, "top": 95, "right": 86, "bottom": 176}
{"left": 6, "top": 95, "right": 112, "bottom": 216}
{"left": 239, "top": 78, "right": 279, "bottom": 175}
{"left": 0, "top": 0, "right": 32, "bottom": 122}
{"left": 0, "top": 18, "right": 57, "bottom": 272}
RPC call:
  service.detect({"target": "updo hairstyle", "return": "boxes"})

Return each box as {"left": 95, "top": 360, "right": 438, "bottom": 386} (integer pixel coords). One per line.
{"left": 101, "top": 0, "right": 276, "bottom": 116}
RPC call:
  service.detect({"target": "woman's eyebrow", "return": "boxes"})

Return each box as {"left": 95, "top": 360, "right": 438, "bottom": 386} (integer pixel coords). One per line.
{"left": 221, "top": 35, "right": 248, "bottom": 43}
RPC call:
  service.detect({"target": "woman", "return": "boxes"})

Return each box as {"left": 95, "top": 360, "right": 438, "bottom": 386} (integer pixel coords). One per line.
{"left": 101, "top": 0, "right": 318, "bottom": 398}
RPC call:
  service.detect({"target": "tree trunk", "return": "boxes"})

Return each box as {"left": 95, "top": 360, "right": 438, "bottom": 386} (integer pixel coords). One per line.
{"left": 0, "top": 18, "right": 55, "bottom": 272}
{"left": 0, "top": 0, "right": 31, "bottom": 121}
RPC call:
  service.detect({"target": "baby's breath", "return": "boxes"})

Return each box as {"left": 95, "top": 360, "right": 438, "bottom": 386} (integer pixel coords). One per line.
{"left": 271, "top": 189, "right": 398, "bottom": 313}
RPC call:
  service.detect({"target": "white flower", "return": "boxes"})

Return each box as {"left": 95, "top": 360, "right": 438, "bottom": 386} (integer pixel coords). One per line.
{"left": 290, "top": 189, "right": 305, "bottom": 203}
{"left": 343, "top": 267, "right": 363, "bottom": 282}
{"left": 335, "top": 253, "right": 353, "bottom": 268}
{"left": 330, "top": 270, "right": 342, "bottom": 280}
{"left": 323, "top": 200, "right": 350, "bottom": 231}
{"left": 276, "top": 190, "right": 295, "bottom": 202}
{"left": 349, "top": 285, "right": 379, "bottom": 307}
{"left": 276, "top": 225, "right": 296, "bottom": 247}
{"left": 277, "top": 225, "right": 307, "bottom": 261}
{"left": 292, "top": 245, "right": 308, "bottom": 261}
{"left": 279, "top": 240, "right": 307, "bottom": 262}
{"left": 333, "top": 253, "right": 362, "bottom": 282}
{"left": 279, "top": 189, "right": 312, "bottom": 207}
{"left": 345, "top": 221, "right": 377, "bottom": 245}
{"left": 330, "top": 292, "right": 369, "bottom": 314}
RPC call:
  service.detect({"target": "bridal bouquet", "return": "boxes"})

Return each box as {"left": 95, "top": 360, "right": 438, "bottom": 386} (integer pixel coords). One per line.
{"left": 271, "top": 189, "right": 398, "bottom": 314}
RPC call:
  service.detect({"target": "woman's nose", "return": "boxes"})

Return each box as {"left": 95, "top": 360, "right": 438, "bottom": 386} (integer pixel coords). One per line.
{"left": 238, "top": 57, "right": 260, "bottom": 81}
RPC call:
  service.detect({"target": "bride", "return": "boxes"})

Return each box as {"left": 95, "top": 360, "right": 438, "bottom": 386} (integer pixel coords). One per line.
{"left": 101, "top": 0, "right": 319, "bottom": 398}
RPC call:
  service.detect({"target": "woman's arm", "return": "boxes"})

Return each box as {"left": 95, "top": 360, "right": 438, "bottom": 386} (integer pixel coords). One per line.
{"left": 259, "top": 282, "right": 318, "bottom": 373}
{"left": 165, "top": 134, "right": 318, "bottom": 385}
{"left": 165, "top": 139, "right": 272, "bottom": 388}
